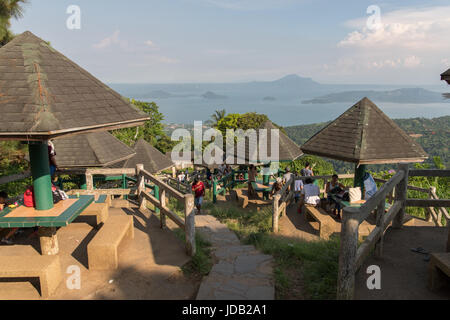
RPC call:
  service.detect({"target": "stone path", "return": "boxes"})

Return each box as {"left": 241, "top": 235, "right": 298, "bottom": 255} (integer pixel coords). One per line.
{"left": 195, "top": 215, "right": 274, "bottom": 300}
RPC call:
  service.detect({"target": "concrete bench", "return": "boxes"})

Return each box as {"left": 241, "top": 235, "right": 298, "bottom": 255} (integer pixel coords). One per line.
{"left": 304, "top": 205, "right": 339, "bottom": 240}
{"left": 428, "top": 252, "right": 450, "bottom": 291}
{"left": 0, "top": 255, "right": 62, "bottom": 298}
{"left": 87, "top": 215, "right": 134, "bottom": 270}
{"left": 79, "top": 202, "right": 109, "bottom": 226}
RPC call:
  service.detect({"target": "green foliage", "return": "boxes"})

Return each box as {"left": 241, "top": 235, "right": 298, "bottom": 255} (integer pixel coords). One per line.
{"left": 0, "top": 141, "right": 31, "bottom": 197}
{"left": 173, "top": 228, "right": 213, "bottom": 277}
{"left": 111, "top": 99, "right": 175, "bottom": 153}
{"left": 0, "top": 0, "right": 28, "bottom": 46}
{"left": 280, "top": 155, "right": 335, "bottom": 176}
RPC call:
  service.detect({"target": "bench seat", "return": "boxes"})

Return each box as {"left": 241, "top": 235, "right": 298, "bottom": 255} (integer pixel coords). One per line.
{"left": 87, "top": 215, "right": 134, "bottom": 270}
{"left": 0, "top": 255, "right": 62, "bottom": 298}
{"left": 304, "top": 205, "right": 338, "bottom": 239}
{"left": 429, "top": 252, "right": 450, "bottom": 291}
{"left": 79, "top": 202, "right": 109, "bottom": 226}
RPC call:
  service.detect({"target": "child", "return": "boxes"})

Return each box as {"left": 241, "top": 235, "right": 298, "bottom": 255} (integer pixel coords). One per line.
{"left": 191, "top": 178, "right": 205, "bottom": 214}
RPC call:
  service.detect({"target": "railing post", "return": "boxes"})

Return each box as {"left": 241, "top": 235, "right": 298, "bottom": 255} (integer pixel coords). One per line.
{"left": 337, "top": 208, "right": 360, "bottom": 300}
{"left": 375, "top": 200, "right": 386, "bottom": 258}
{"left": 85, "top": 172, "right": 93, "bottom": 191}
{"left": 212, "top": 178, "right": 217, "bottom": 203}
{"left": 272, "top": 194, "right": 281, "bottom": 232}
{"left": 136, "top": 164, "right": 146, "bottom": 210}
{"left": 393, "top": 163, "right": 409, "bottom": 229}
{"left": 154, "top": 185, "right": 160, "bottom": 214}
{"left": 159, "top": 187, "right": 166, "bottom": 229}
{"left": 184, "top": 194, "right": 196, "bottom": 256}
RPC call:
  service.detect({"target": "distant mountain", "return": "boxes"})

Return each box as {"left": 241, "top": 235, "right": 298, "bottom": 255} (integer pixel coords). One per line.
{"left": 202, "top": 91, "right": 227, "bottom": 99}
{"left": 302, "top": 88, "right": 446, "bottom": 104}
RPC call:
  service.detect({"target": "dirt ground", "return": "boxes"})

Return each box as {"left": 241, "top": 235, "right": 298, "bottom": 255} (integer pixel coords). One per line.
{"left": 0, "top": 206, "right": 201, "bottom": 300}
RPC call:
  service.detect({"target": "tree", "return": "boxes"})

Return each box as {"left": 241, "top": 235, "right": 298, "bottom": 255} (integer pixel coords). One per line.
{"left": 0, "top": 0, "right": 28, "bottom": 46}
{"left": 111, "top": 99, "right": 175, "bottom": 153}
{"left": 207, "top": 109, "right": 226, "bottom": 128}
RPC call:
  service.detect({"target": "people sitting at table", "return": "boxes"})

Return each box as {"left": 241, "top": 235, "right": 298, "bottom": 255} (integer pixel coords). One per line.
{"left": 325, "top": 174, "right": 346, "bottom": 219}
{"left": 298, "top": 177, "right": 321, "bottom": 214}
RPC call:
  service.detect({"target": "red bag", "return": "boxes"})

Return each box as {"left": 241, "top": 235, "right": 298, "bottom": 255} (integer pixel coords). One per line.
{"left": 23, "top": 186, "right": 35, "bottom": 208}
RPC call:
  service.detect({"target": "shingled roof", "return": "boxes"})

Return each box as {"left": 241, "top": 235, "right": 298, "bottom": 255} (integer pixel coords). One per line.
{"left": 0, "top": 31, "right": 149, "bottom": 140}
{"left": 235, "top": 120, "right": 303, "bottom": 163}
{"left": 120, "top": 139, "right": 174, "bottom": 173}
{"left": 53, "top": 132, "right": 135, "bottom": 168}
{"left": 301, "top": 97, "right": 428, "bottom": 164}
{"left": 441, "top": 68, "right": 450, "bottom": 84}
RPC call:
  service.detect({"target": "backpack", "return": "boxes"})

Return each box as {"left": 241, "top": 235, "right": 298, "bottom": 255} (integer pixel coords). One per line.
{"left": 23, "top": 186, "right": 35, "bottom": 208}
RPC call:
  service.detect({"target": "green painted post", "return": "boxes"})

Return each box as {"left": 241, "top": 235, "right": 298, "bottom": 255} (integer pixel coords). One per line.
{"left": 354, "top": 164, "right": 366, "bottom": 196}
{"left": 80, "top": 174, "right": 87, "bottom": 190}
{"left": 122, "top": 174, "right": 127, "bottom": 200}
{"left": 213, "top": 178, "right": 217, "bottom": 203}
{"left": 28, "top": 141, "right": 53, "bottom": 210}
{"left": 154, "top": 185, "right": 160, "bottom": 214}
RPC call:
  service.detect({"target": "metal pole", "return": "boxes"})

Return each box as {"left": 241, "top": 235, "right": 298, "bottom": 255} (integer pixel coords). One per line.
{"left": 28, "top": 141, "right": 53, "bottom": 210}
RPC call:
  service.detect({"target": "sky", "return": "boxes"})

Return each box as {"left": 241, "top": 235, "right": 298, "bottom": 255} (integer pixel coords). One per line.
{"left": 10, "top": 0, "right": 450, "bottom": 85}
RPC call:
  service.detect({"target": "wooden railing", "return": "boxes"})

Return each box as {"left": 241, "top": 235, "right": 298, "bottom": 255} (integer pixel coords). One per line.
{"left": 135, "top": 164, "right": 196, "bottom": 256}
{"left": 163, "top": 176, "right": 192, "bottom": 195}
{"left": 272, "top": 176, "right": 295, "bottom": 232}
{"left": 337, "top": 165, "right": 450, "bottom": 300}
{"left": 2, "top": 166, "right": 197, "bottom": 257}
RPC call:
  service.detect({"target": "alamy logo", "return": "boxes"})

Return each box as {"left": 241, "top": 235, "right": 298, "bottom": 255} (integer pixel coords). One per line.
{"left": 366, "top": 265, "right": 381, "bottom": 290}
{"left": 66, "top": 5, "right": 81, "bottom": 30}
{"left": 170, "top": 121, "right": 281, "bottom": 175}
{"left": 66, "top": 265, "right": 81, "bottom": 290}
{"left": 366, "top": 5, "right": 382, "bottom": 31}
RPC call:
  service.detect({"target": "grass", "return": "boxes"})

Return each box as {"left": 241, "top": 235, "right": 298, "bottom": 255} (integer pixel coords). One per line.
{"left": 203, "top": 198, "right": 340, "bottom": 299}
{"left": 173, "top": 228, "right": 214, "bottom": 279}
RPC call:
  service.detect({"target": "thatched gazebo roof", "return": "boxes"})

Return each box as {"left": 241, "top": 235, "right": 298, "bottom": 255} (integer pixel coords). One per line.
{"left": 118, "top": 139, "right": 174, "bottom": 173}
{"left": 301, "top": 97, "right": 428, "bottom": 165}
{"left": 441, "top": 68, "right": 450, "bottom": 85}
{"left": 53, "top": 132, "right": 135, "bottom": 168}
{"left": 235, "top": 120, "right": 303, "bottom": 163}
{"left": 0, "top": 31, "right": 149, "bottom": 141}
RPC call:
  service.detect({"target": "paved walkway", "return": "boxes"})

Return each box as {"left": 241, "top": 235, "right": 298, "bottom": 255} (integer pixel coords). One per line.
{"left": 195, "top": 215, "right": 275, "bottom": 300}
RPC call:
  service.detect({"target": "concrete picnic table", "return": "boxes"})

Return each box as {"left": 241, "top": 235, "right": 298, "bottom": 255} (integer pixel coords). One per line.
{"left": 0, "top": 195, "right": 94, "bottom": 255}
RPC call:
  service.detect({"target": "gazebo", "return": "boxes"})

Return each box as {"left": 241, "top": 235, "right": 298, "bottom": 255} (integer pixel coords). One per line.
{"left": 442, "top": 68, "right": 450, "bottom": 99}
{"left": 235, "top": 120, "right": 303, "bottom": 184}
{"left": 301, "top": 97, "right": 428, "bottom": 191}
{"left": 441, "top": 68, "right": 450, "bottom": 84}
{"left": 53, "top": 132, "right": 136, "bottom": 169}
{"left": 0, "top": 31, "right": 149, "bottom": 254}
{"left": 0, "top": 31, "right": 149, "bottom": 211}
{"left": 118, "top": 139, "right": 174, "bottom": 173}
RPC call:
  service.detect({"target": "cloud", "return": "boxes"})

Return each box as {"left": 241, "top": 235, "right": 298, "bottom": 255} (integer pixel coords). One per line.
{"left": 93, "top": 30, "right": 135, "bottom": 52}
{"left": 93, "top": 31, "right": 121, "bottom": 49}
{"left": 129, "top": 55, "right": 180, "bottom": 67}
{"left": 338, "top": 6, "right": 450, "bottom": 51}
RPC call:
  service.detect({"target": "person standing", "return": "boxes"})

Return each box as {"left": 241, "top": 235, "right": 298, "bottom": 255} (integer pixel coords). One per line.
{"left": 294, "top": 171, "right": 304, "bottom": 203}
{"left": 300, "top": 162, "right": 314, "bottom": 177}
{"left": 48, "top": 140, "right": 58, "bottom": 177}
{"left": 247, "top": 164, "right": 257, "bottom": 198}
{"left": 192, "top": 178, "right": 205, "bottom": 214}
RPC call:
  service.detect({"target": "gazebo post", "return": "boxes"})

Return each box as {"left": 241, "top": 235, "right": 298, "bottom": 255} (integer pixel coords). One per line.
{"left": 353, "top": 164, "right": 366, "bottom": 195}
{"left": 28, "top": 141, "right": 53, "bottom": 211}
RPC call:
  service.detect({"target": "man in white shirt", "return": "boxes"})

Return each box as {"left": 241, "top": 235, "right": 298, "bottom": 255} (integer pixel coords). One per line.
{"left": 298, "top": 177, "right": 321, "bottom": 214}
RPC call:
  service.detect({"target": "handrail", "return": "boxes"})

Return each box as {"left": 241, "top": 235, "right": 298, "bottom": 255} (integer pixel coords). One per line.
{"left": 272, "top": 176, "right": 295, "bottom": 232}
{"left": 337, "top": 166, "right": 450, "bottom": 300}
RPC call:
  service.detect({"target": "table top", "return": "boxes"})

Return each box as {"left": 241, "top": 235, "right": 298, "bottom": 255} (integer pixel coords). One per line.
{"left": 330, "top": 194, "right": 392, "bottom": 209}
{"left": 0, "top": 195, "right": 94, "bottom": 228}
